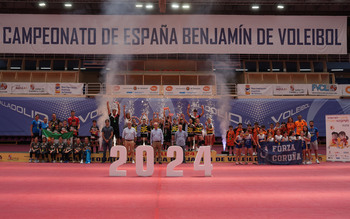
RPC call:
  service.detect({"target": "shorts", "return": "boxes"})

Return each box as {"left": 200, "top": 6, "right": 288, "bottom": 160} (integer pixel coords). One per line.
{"left": 235, "top": 144, "right": 242, "bottom": 149}
{"left": 188, "top": 134, "right": 194, "bottom": 137}
{"left": 310, "top": 141, "right": 318, "bottom": 150}
{"left": 207, "top": 133, "right": 213, "bottom": 136}
{"left": 91, "top": 136, "right": 99, "bottom": 141}
{"left": 302, "top": 142, "right": 308, "bottom": 150}
{"left": 141, "top": 133, "right": 148, "bottom": 138}
{"left": 245, "top": 144, "right": 252, "bottom": 149}
{"left": 32, "top": 133, "right": 40, "bottom": 138}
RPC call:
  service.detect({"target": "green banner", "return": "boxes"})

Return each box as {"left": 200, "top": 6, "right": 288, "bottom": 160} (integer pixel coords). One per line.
{"left": 42, "top": 129, "right": 73, "bottom": 139}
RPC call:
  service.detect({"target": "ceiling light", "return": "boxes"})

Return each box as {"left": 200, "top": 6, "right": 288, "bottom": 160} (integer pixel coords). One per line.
{"left": 172, "top": 3, "right": 180, "bottom": 9}
{"left": 251, "top": 5, "right": 260, "bottom": 10}
{"left": 182, "top": 4, "right": 190, "bottom": 9}
{"left": 64, "top": 3, "right": 72, "bottom": 7}
{"left": 38, "top": 2, "right": 46, "bottom": 7}
{"left": 277, "top": 5, "right": 284, "bottom": 9}
{"left": 135, "top": 4, "right": 143, "bottom": 8}
{"left": 145, "top": 4, "right": 153, "bottom": 9}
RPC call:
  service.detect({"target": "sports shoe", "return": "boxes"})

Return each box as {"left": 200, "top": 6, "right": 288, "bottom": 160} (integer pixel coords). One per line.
{"left": 132, "top": 160, "right": 135, "bottom": 164}
{"left": 316, "top": 159, "right": 320, "bottom": 164}
{"left": 253, "top": 152, "right": 257, "bottom": 156}
{"left": 35, "top": 159, "right": 39, "bottom": 163}
{"left": 235, "top": 162, "right": 239, "bottom": 165}
{"left": 41, "top": 160, "right": 45, "bottom": 163}
{"left": 303, "top": 161, "right": 306, "bottom": 165}
{"left": 29, "top": 159, "right": 32, "bottom": 163}
{"left": 53, "top": 160, "right": 56, "bottom": 163}
{"left": 60, "top": 160, "right": 63, "bottom": 163}
{"left": 307, "top": 161, "right": 312, "bottom": 165}
{"left": 245, "top": 162, "right": 248, "bottom": 165}
{"left": 80, "top": 159, "right": 83, "bottom": 164}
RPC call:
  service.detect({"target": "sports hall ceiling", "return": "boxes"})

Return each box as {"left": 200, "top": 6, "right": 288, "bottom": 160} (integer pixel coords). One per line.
{"left": 0, "top": 0, "right": 349, "bottom": 15}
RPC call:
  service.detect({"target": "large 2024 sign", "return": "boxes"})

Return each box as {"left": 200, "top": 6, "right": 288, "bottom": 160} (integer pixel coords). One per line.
{"left": 109, "top": 146, "right": 213, "bottom": 177}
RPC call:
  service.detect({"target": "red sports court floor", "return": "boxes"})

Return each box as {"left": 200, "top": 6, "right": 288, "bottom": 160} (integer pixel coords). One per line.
{"left": 1, "top": 162, "right": 350, "bottom": 218}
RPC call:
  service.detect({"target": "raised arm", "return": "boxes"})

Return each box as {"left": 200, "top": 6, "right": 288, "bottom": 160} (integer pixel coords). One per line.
{"left": 187, "top": 104, "right": 191, "bottom": 117}
{"left": 133, "top": 116, "right": 141, "bottom": 125}
{"left": 123, "top": 105, "right": 126, "bottom": 119}
{"left": 200, "top": 105, "right": 204, "bottom": 117}
{"left": 107, "top": 101, "right": 111, "bottom": 116}
{"left": 116, "top": 101, "right": 120, "bottom": 116}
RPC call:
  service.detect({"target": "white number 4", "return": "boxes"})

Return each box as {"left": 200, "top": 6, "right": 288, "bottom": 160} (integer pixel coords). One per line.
{"left": 194, "top": 146, "right": 213, "bottom": 177}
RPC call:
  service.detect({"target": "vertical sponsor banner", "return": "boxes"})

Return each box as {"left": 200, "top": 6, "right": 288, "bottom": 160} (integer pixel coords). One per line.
{"left": 326, "top": 115, "right": 350, "bottom": 162}
{"left": 164, "top": 85, "right": 213, "bottom": 95}
{"left": 308, "top": 84, "right": 341, "bottom": 95}
{"left": 273, "top": 84, "right": 307, "bottom": 95}
{"left": 237, "top": 84, "right": 273, "bottom": 96}
{"left": 107, "top": 85, "right": 160, "bottom": 95}
{"left": 258, "top": 141, "right": 302, "bottom": 165}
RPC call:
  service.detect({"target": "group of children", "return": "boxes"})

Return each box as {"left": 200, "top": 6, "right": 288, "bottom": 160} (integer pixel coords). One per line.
{"left": 29, "top": 110, "right": 102, "bottom": 163}
{"left": 226, "top": 116, "right": 319, "bottom": 165}
{"left": 29, "top": 136, "right": 93, "bottom": 163}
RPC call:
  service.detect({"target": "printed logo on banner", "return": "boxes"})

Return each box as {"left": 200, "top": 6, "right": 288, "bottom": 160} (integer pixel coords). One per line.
{"left": 245, "top": 85, "right": 251, "bottom": 95}
{"left": 10, "top": 83, "right": 29, "bottom": 94}
{"left": 342, "top": 85, "right": 350, "bottom": 96}
{"left": 0, "top": 83, "right": 8, "bottom": 94}
{"left": 310, "top": 84, "right": 340, "bottom": 95}
{"left": 29, "top": 83, "right": 47, "bottom": 94}
{"left": 55, "top": 83, "right": 61, "bottom": 94}
{"left": 203, "top": 86, "right": 211, "bottom": 91}
{"left": 0, "top": 83, "right": 8, "bottom": 90}
{"left": 345, "top": 86, "right": 350, "bottom": 94}
{"left": 113, "top": 85, "right": 120, "bottom": 92}
{"left": 150, "top": 86, "right": 158, "bottom": 91}
{"left": 166, "top": 86, "right": 173, "bottom": 91}
{"left": 273, "top": 84, "right": 307, "bottom": 95}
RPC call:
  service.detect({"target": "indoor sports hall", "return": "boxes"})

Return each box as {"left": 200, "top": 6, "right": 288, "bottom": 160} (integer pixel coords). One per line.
{"left": 1, "top": 0, "right": 350, "bottom": 218}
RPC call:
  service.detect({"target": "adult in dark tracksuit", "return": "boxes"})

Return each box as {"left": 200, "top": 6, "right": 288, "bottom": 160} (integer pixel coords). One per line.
{"left": 175, "top": 125, "right": 188, "bottom": 163}
{"left": 102, "top": 119, "right": 114, "bottom": 163}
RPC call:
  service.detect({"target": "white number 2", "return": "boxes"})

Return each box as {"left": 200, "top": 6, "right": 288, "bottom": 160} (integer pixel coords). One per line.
{"left": 166, "top": 146, "right": 183, "bottom": 177}
{"left": 194, "top": 146, "right": 213, "bottom": 177}
{"left": 109, "top": 146, "right": 127, "bottom": 177}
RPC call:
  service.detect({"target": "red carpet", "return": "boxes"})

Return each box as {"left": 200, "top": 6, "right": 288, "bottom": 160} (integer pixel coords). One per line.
{"left": 1, "top": 162, "right": 350, "bottom": 218}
